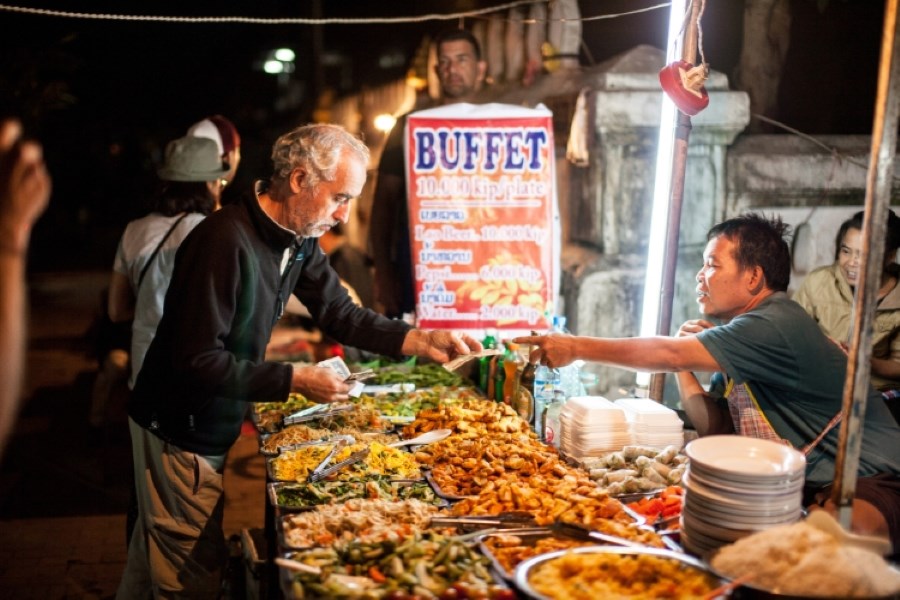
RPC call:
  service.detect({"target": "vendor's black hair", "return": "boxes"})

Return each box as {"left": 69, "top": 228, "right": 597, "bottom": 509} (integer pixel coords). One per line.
{"left": 708, "top": 213, "right": 793, "bottom": 292}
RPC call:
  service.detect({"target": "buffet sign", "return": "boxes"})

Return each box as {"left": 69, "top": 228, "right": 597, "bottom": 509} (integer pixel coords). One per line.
{"left": 404, "top": 103, "right": 558, "bottom": 333}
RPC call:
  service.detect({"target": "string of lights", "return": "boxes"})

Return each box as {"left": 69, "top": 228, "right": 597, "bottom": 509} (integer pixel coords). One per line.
{"left": 0, "top": 1, "right": 670, "bottom": 25}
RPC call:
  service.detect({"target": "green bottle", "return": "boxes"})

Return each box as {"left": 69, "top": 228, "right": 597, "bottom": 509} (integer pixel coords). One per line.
{"left": 478, "top": 328, "right": 498, "bottom": 393}
{"left": 493, "top": 342, "right": 506, "bottom": 403}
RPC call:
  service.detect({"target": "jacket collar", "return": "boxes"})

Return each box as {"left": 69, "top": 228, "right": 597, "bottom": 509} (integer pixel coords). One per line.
{"left": 249, "top": 180, "right": 301, "bottom": 251}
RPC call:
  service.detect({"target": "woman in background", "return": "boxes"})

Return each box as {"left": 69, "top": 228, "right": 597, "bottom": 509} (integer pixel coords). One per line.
{"left": 104, "top": 136, "right": 227, "bottom": 546}
{"left": 793, "top": 210, "right": 900, "bottom": 424}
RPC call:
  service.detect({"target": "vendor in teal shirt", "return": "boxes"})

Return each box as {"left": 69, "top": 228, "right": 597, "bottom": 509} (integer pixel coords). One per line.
{"left": 516, "top": 213, "right": 900, "bottom": 553}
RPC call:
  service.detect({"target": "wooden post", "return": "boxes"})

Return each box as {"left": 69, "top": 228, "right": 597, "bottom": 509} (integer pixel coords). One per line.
{"left": 648, "top": 0, "right": 703, "bottom": 401}
{"left": 831, "top": 0, "right": 900, "bottom": 528}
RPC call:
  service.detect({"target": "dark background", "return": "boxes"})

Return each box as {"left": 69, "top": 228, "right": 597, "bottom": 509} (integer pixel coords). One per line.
{"left": 0, "top": 0, "right": 887, "bottom": 272}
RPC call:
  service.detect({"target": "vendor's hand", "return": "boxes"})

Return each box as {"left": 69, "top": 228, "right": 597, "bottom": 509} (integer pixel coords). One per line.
{"left": 512, "top": 333, "right": 576, "bottom": 369}
{"left": 290, "top": 365, "right": 352, "bottom": 403}
{"left": 836, "top": 338, "right": 850, "bottom": 355}
{"left": 676, "top": 319, "right": 715, "bottom": 337}
{"left": 401, "top": 329, "right": 482, "bottom": 363}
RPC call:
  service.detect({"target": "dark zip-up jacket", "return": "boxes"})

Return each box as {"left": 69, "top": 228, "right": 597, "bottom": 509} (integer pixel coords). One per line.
{"left": 129, "top": 188, "right": 412, "bottom": 455}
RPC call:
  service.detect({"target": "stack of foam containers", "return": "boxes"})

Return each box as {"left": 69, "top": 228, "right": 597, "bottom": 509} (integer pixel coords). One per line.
{"left": 614, "top": 397, "right": 684, "bottom": 450}
{"left": 559, "top": 396, "right": 632, "bottom": 458}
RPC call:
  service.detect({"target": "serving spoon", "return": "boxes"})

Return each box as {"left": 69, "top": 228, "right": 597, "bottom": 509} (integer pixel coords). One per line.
{"left": 389, "top": 428, "right": 453, "bottom": 448}
{"left": 805, "top": 509, "right": 892, "bottom": 556}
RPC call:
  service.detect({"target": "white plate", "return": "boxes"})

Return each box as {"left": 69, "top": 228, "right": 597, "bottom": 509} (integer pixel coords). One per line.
{"left": 685, "top": 435, "right": 806, "bottom": 480}
{"left": 683, "top": 474, "right": 803, "bottom": 513}
{"left": 686, "top": 467, "right": 804, "bottom": 496}
{"left": 684, "top": 499, "right": 802, "bottom": 527}
{"left": 679, "top": 529, "right": 716, "bottom": 557}
{"left": 681, "top": 511, "right": 759, "bottom": 542}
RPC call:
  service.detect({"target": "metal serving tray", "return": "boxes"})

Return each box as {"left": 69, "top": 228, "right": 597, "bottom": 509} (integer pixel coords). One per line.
{"left": 282, "top": 402, "right": 355, "bottom": 426}
{"left": 259, "top": 433, "right": 354, "bottom": 458}
{"left": 476, "top": 528, "right": 601, "bottom": 581}
{"left": 514, "top": 545, "right": 727, "bottom": 600}
{"left": 267, "top": 477, "right": 448, "bottom": 515}
{"left": 423, "top": 468, "right": 477, "bottom": 501}
{"left": 265, "top": 439, "right": 343, "bottom": 483}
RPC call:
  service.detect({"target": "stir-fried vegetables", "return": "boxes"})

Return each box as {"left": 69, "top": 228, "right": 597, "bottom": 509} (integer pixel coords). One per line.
{"left": 274, "top": 477, "right": 444, "bottom": 509}
{"left": 283, "top": 531, "right": 513, "bottom": 599}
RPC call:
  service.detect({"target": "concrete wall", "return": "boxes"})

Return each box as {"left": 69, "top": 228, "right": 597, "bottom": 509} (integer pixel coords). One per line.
{"left": 569, "top": 89, "right": 898, "bottom": 400}
{"left": 560, "top": 46, "right": 749, "bottom": 397}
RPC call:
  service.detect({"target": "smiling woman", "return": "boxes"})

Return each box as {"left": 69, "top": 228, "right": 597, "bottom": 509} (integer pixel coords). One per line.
{"left": 793, "top": 210, "right": 900, "bottom": 399}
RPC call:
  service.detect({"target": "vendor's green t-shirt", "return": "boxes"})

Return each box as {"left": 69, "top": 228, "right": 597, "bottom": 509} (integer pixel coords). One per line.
{"left": 697, "top": 292, "right": 900, "bottom": 487}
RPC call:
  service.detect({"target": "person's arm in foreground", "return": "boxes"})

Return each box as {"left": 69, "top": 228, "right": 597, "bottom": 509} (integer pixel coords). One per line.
{"left": 672, "top": 319, "right": 734, "bottom": 436}
{"left": 0, "top": 119, "right": 50, "bottom": 457}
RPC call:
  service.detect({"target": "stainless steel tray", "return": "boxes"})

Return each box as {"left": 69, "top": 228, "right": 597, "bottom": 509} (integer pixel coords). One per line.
{"left": 514, "top": 545, "right": 727, "bottom": 600}
{"left": 265, "top": 439, "right": 342, "bottom": 483}
{"left": 259, "top": 432, "right": 354, "bottom": 458}
{"left": 476, "top": 528, "right": 601, "bottom": 580}
{"left": 283, "top": 402, "right": 355, "bottom": 426}
{"left": 267, "top": 477, "right": 448, "bottom": 514}
{"left": 423, "top": 468, "right": 477, "bottom": 501}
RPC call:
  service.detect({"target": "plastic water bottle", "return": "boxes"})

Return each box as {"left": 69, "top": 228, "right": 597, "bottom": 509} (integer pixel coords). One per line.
{"left": 542, "top": 389, "right": 566, "bottom": 448}
{"left": 560, "top": 360, "right": 587, "bottom": 398}
{"left": 533, "top": 364, "right": 560, "bottom": 440}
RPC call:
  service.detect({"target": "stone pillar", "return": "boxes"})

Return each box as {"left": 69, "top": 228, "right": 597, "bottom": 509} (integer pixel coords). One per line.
{"left": 563, "top": 45, "right": 750, "bottom": 396}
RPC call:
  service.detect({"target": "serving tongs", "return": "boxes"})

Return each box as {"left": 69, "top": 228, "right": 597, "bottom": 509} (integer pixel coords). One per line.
{"left": 430, "top": 511, "right": 537, "bottom": 530}
{"left": 303, "top": 438, "right": 346, "bottom": 482}
{"left": 551, "top": 520, "right": 645, "bottom": 548}
{"left": 307, "top": 446, "right": 370, "bottom": 483}
{"left": 284, "top": 402, "right": 354, "bottom": 426}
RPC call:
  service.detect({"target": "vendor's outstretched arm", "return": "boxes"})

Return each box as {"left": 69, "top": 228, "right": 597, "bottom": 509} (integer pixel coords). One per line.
{"left": 513, "top": 332, "right": 720, "bottom": 373}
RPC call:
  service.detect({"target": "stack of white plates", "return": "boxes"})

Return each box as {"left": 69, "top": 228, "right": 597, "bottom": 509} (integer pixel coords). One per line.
{"left": 614, "top": 397, "right": 684, "bottom": 449}
{"left": 680, "top": 435, "right": 806, "bottom": 557}
{"left": 559, "top": 396, "right": 632, "bottom": 457}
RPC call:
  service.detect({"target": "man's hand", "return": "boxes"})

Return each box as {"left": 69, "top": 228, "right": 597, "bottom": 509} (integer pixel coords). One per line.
{"left": 0, "top": 120, "right": 51, "bottom": 254}
{"left": 291, "top": 365, "right": 352, "bottom": 403}
{"left": 676, "top": 319, "right": 715, "bottom": 338}
{"left": 401, "top": 329, "right": 482, "bottom": 363}
{"left": 512, "top": 333, "right": 577, "bottom": 369}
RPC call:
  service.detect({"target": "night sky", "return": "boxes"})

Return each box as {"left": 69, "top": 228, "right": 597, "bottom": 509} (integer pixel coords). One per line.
{"left": 0, "top": 0, "right": 887, "bottom": 271}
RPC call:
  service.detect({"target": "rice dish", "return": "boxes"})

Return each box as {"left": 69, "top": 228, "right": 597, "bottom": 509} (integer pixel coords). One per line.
{"left": 711, "top": 521, "right": 900, "bottom": 598}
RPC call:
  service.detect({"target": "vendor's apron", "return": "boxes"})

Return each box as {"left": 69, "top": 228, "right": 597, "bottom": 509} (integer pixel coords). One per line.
{"left": 723, "top": 378, "right": 782, "bottom": 441}
{"left": 723, "top": 377, "right": 842, "bottom": 456}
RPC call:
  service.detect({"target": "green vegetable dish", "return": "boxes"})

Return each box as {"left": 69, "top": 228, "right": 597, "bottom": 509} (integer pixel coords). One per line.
{"left": 281, "top": 531, "right": 514, "bottom": 600}
{"left": 367, "top": 363, "right": 465, "bottom": 388}
{"left": 272, "top": 477, "right": 445, "bottom": 510}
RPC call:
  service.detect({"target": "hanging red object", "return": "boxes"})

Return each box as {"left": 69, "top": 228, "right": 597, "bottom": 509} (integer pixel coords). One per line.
{"left": 658, "top": 60, "right": 710, "bottom": 116}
